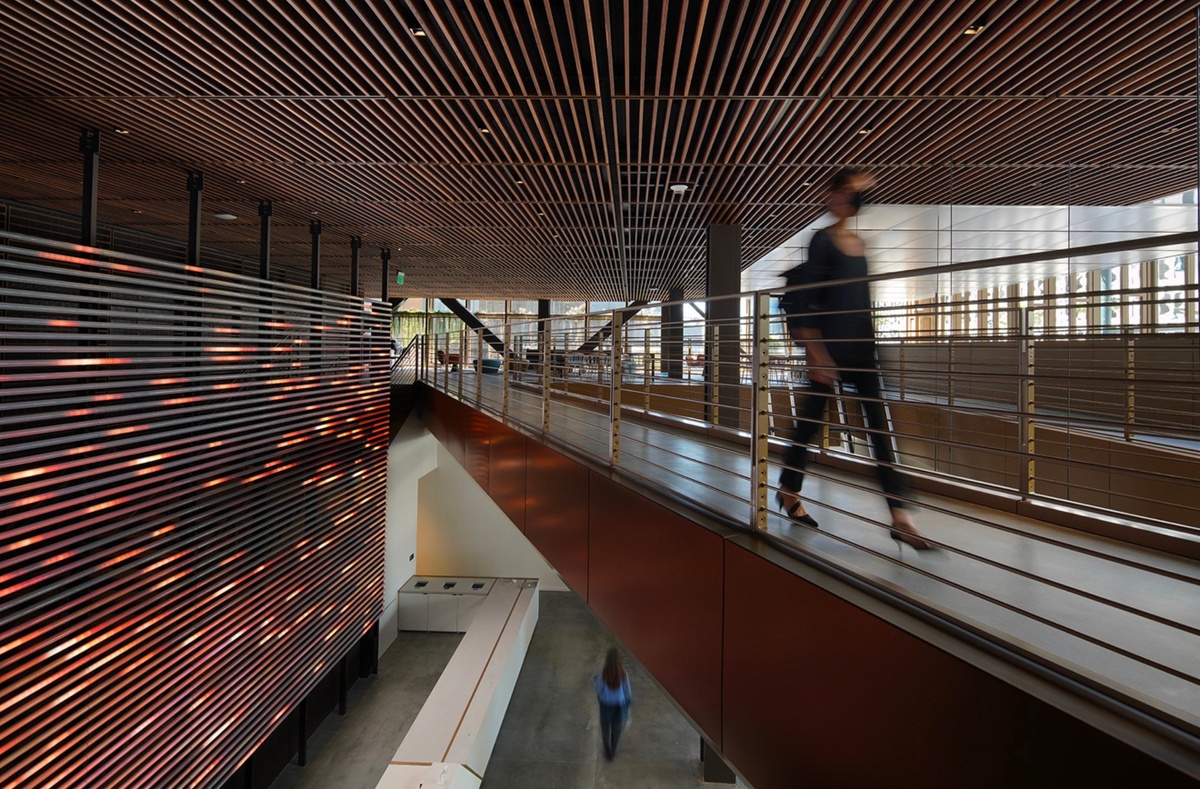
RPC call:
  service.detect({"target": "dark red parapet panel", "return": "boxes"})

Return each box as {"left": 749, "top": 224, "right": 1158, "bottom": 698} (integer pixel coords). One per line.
{"left": 488, "top": 420, "right": 528, "bottom": 531}
{"left": 587, "top": 472, "right": 726, "bottom": 745}
{"left": 464, "top": 407, "right": 492, "bottom": 490}
{"left": 524, "top": 439, "right": 590, "bottom": 596}
{"left": 721, "top": 538, "right": 1197, "bottom": 789}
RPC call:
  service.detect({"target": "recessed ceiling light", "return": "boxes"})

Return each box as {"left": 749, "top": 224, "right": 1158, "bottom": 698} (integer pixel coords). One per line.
{"left": 214, "top": 211, "right": 238, "bottom": 220}
{"left": 113, "top": 128, "right": 130, "bottom": 134}
{"left": 409, "top": 26, "right": 426, "bottom": 37}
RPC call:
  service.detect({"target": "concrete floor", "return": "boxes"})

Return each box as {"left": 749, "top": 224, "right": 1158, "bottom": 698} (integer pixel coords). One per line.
{"left": 268, "top": 590, "right": 747, "bottom": 789}
{"left": 266, "top": 631, "right": 463, "bottom": 789}
{"left": 482, "top": 591, "right": 747, "bottom": 789}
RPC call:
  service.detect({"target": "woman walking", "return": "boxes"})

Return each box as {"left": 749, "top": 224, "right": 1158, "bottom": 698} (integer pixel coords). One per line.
{"left": 594, "top": 648, "right": 632, "bottom": 760}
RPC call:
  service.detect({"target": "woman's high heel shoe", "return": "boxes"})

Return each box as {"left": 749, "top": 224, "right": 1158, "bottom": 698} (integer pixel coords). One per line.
{"left": 775, "top": 491, "right": 820, "bottom": 529}
{"left": 889, "top": 526, "right": 935, "bottom": 552}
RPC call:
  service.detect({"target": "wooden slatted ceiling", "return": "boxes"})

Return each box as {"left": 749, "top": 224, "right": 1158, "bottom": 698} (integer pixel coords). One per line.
{"left": 0, "top": 0, "right": 1196, "bottom": 301}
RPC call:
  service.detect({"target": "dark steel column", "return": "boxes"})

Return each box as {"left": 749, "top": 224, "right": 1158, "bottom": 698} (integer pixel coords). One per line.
{"left": 186, "top": 171, "right": 203, "bottom": 267}
{"left": 258, "top": 200, "right": 272, "bottom": 280}
{"left": 296, "top": 701, "right": 308, "bottom": 766}
{"left": 706, "top": 224, "right": 742, "bottom": 427}
{"left": 79, "top": 129, "right": 100, "bottom": 247}
{"left": 309, "top": 219, "right": 322, "bottom": 290}
{"left": 537, "top": 298, "right": 551, "bottom": 359}
{"left": 337, "top": 655, "right": 348, "bottom": 715}
{"left": 380, "top": 247, "right": 391, "bottom": 302}
{"left": 662, "top": 287, "right": 685, "bottom": 379}
{"left": 349, "top": 236, "right": 362, "bottom": 296}
{"left": 701, "top": 738, "right": 736, "bottom": 784}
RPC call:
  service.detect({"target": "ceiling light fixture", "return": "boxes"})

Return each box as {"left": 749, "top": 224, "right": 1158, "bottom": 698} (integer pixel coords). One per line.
{"left": 113, "top": 127, "right": 130, "bottom": 134}
{"left": 964, "top": 20, "right": 986, "bottom": 35}
{"left": 669, "top": 183, "right": 689, "bottom": 195}
{"left": 858, "top": 128, "right": 871, "bottom": 135}
{"left": 479, "top": 126, "right": 490, "bottom": 134}
{"left": 1164, "top": 126, "right": 1180, "bottom": 134}
{"left": 515, "top": 179, "right": 524, "bottom": 184}
{"left": 236, "top": 178, "right": 247, "bottom": 184}
{"left": 409, "top": 26, "right": 426, "bottom": 37}
{"left": 214, "top": 211, "right": 238, "bottom": 220}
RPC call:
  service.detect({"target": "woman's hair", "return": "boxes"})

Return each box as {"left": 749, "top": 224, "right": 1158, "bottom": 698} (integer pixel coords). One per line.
{"left": 602, "top": 647, "right": 626, "bottom": 689}
{"left": 829, "top": 166, "right": 866, "bottom": 192}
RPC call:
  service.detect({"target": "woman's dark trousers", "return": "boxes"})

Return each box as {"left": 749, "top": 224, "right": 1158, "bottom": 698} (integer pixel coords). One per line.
{"left": 779, "top": 364, "right": 911, "bottom": 510}
{"left": 599, "top": 702, "right": 627, "bottom": 758}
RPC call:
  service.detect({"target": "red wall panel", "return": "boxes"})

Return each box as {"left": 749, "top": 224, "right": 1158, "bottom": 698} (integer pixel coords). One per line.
{"left": 464, "top": 407, "right": 491, "bottom": 490}
{"left": 587, "top": 473, "right": 726, "bottom": 744}
{"left": 721, "top": 539, "right": 1195, "bottom": 789}
{"left": 444, "top": 398, "right": 467, "bottom": 467}
{"left": 722, "top": 538, "right": 1023, "bottom": 788}
{"left": 488, "top": 420, "right": 528, "bottom": 531}
{"left": 523, "top": 439, "right": 589, "bottom": 595}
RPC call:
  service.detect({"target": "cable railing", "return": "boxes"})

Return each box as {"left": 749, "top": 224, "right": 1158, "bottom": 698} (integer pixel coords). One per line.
{"left": 417, "top": 238, "right": 1200, "bottom": 759}
{"left": 390, "top": 335, "right": 422, "bottom": 386}
{"left": 421, "top": 248, "right": 1200, "bottom": 538}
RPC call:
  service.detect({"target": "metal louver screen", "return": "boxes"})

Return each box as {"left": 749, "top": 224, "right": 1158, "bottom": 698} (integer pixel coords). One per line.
{"left": 0, "top": 231, "right": 389, "bottom": 788}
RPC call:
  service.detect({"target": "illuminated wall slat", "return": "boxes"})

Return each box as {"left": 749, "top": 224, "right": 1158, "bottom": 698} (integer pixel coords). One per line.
{"left": 0, "top": 231, "right": 388, "bottom": 788}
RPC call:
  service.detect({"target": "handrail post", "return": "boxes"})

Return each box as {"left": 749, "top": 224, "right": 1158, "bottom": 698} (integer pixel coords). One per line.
{"left": 476, "top": 328, "right": 484, "bottom": 408}
{"left": 1019, "top": 306, "right": 1035, "bottom": 498}
{"left": 442, "top": 333, "right": 449, "bottom": 392}
{"left": 503, "top": 323, "right": 511, "bottom": 417}
{"left": 611, "top": 308, "right": 623, "bottom": 465}
{"left": 750, "top": 293, "right": 771, "bottom": 530}
{"left": 1124, "top": 331, "right": 1135, "bottom": 441}
{"left": 542, "top": 319, "right": 552, "bottom": 434}
{"left": 457, "top": 327, "right": 464, "bottom": 400}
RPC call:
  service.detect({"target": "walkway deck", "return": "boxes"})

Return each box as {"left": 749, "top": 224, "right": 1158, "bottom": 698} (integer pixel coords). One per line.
{"left": 442, "top": 372, "right": 1200, "bottom": 752}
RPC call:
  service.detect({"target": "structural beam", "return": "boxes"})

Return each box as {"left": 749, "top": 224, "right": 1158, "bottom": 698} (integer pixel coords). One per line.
{"left": 439, "top": 298, "right": 508, "bottom": 357}
{"left": 576, "top": 300, "right": 649, "bottom": 353}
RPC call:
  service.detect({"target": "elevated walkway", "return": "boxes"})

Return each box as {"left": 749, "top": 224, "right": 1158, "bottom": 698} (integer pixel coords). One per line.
{"left": 419, "top": 380, "right": 1200, "bottom": 788}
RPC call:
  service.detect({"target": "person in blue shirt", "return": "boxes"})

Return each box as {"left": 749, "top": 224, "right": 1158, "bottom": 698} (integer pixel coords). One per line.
{"left": 778, "top": 168, "right": 933, "bottom": 551}
{"left": 594, "top": 647, "right": 632, "bottom": 760}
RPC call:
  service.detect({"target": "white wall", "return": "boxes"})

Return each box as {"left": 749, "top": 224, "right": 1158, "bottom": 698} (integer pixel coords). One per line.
{"left": 383, "top": 415, "right": 439, "bottom": 652}
{"left": 417, "top": 442, "right": 568, "bottom": 592}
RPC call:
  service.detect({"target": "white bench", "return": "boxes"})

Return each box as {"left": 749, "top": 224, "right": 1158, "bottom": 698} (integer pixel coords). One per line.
{"left": 375, "top": 578, "right": 539, "bottom": 789}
